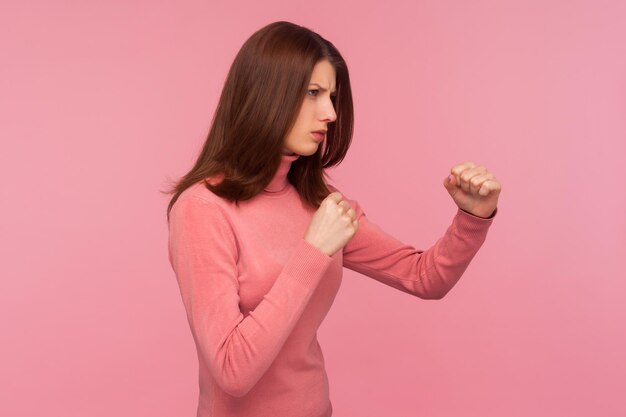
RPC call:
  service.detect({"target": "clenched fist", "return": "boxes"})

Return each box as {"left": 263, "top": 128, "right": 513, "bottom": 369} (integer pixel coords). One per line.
{"left": 304, "top": 192, "right": 359, "bottom": 257}
{"left": 443, "top": 161, "right": 501, "bottom": 218}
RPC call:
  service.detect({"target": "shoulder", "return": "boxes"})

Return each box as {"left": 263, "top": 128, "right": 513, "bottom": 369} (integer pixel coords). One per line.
{"left": 178, "top": 178, "right": 229, "bottom": 206}
{"left": 168, "top": 188, "right": 238, "bottom": 259}
{"left": 170, "top": 181, "right": 234, "bottom": 222}
{"left": 170, "top": 186, "right": 236, "bottom": 237}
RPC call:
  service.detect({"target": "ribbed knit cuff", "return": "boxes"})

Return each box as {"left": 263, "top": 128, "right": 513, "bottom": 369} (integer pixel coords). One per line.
{"left": 455, "top": 207, "right": 497, "bottom": 236}
{"left": 283, "top": 238, "right": 334, "bottom": 287}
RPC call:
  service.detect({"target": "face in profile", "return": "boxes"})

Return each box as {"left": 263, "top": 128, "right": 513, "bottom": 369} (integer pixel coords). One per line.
{"left": 282, "top": 59, "right": 338, "bottom": 156}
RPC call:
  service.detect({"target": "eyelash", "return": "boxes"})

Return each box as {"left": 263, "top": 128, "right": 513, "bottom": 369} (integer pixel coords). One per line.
{"left": 307, "top": 89, "right": 337, "bottom": 101}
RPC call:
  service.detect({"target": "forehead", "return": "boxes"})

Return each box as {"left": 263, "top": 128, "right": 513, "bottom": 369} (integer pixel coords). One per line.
{"left": 309, "top": 60, "right": 336, "bottom": 88}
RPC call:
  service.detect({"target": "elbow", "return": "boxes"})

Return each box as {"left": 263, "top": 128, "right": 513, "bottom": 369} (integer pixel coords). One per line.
{"left": 210, "top": 356, "right": 257, "bottom": 398}
{"left": 429, "top": 283, "right": 454, "bottom": 299}
{"left": 199, "top": 335, "right": 260, "bottom": 398}
{"left": 428, "top": 290, "right": 447, "bottom": 300}
{"left": 219, "top": 379, "right": 254, "bottom": 398}
{"left": 422, "top": 285, "right": 450, "bottom": 300}
{"left": 213, "top": 362, "right": 256, "bottom": 398}
{"left": 211, "top": 368, "right": 255, "bottom": 398}
{"left": 415, "top": 276, "right": 450, "bottom": 300}
{"left": 414, "top": 288, "right": 447, "bottom": 300}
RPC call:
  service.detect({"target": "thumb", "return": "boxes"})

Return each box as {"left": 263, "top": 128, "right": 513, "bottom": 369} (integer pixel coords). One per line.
{"left": 443, "top": 174, "right": 455, "bottom": 189}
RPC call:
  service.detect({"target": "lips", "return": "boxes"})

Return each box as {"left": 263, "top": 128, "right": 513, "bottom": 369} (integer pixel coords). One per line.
{"left": 311, "top": 130, "right": 326, "bottom": 141}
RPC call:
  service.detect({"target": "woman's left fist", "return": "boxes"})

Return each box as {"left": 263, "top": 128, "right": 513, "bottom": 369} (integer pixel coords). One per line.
{"left": 443, "top": 161, "right": 501, "bottom": 219}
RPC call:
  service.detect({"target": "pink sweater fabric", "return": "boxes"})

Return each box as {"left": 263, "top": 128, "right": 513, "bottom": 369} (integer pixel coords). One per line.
{"left": 167, "top": 152, "right": 497, "bottom": 417}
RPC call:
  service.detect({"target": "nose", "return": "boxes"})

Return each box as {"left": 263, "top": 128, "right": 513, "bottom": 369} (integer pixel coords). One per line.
{"left": 321, "top": 100, "right": 337, "bottom": 123}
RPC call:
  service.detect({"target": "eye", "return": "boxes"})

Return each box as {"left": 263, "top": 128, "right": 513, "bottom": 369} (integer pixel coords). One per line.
{"left": 307, "top": 89, "right": 319, "bottom": 97}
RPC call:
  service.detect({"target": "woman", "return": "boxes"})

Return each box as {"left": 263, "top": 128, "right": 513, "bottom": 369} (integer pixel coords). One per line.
{"left": 165, "top": 21, "right": 500, "bottom": 417}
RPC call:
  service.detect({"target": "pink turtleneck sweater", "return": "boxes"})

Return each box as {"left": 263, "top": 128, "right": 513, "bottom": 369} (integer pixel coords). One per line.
{"left": 167, "top": 153, "right": 497, "bottom": 417}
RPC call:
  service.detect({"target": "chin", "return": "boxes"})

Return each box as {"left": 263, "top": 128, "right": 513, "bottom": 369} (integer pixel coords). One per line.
{"left": 297, "top": 144, "right": 321, "bottom": 156}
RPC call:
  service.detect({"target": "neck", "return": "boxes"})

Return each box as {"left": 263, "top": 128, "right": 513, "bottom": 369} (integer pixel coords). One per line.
{"left": 264, "top": 152, "right": 300, "bottom": 193}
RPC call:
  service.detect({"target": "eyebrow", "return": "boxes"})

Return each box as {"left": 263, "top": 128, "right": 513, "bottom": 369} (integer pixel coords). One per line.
{"left": 309, "top": 83, "right": 337, "bottom": 94}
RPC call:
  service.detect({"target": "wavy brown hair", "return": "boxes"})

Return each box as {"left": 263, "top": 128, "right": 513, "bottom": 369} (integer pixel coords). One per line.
{"left": 162, "top": 21, "right": 354, "bottom": 223}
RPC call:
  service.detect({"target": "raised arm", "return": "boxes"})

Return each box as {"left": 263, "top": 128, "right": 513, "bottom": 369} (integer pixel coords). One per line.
{"left": 329, "top": 185, "right": 497, "bottom": 299}
{"left": 168, "top": 196, "right": 333, "bottom": 397}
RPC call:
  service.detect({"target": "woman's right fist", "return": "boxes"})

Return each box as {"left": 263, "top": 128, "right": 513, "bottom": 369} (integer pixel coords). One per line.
{"left": 304, "top": 192, "right": 359, "bottom": 257}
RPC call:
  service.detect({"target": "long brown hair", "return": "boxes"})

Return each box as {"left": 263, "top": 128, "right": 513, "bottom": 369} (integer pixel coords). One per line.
{"left": 162, "top": 21, "right": 354, "bottom": 223}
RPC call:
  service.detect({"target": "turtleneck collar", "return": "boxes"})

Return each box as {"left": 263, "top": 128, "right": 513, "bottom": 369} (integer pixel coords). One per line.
{"left": 263, "top": 152, "right": 300, "bottom": 193}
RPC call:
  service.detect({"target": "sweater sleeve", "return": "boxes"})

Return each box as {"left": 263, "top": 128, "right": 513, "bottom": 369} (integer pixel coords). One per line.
{"left": 329, "top": 185, "right": 497, "bottom": 300}
{"left": 167, "top": 195, "right": 333, "bottom": 397}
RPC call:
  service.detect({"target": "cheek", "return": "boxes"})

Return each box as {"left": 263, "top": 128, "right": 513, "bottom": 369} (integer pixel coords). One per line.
{"left": 298, "top": 103, "right": 316, "bottom": 123}
{"left": 289, "top": 102, "right": 315, "bottom": 138}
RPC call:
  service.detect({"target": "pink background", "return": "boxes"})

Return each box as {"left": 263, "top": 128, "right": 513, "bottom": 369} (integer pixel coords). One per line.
{"left": 2, "top": 1, "right": 625, "bottom": 416}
